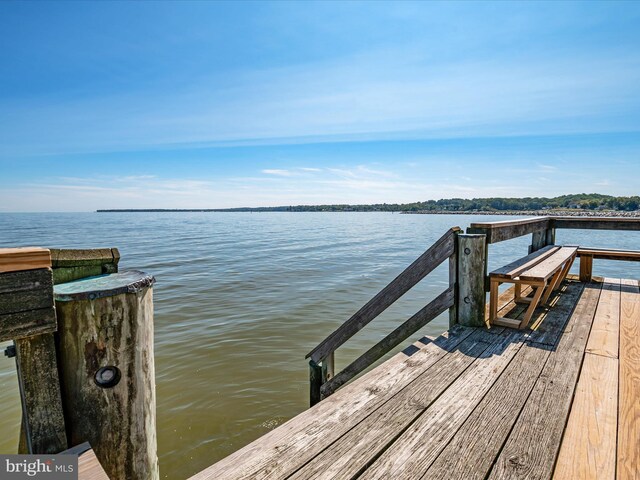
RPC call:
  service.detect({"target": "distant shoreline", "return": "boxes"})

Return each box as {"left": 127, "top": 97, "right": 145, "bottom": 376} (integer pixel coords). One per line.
{"left": 97, "top": 209, "right": 640, "bottom": 217}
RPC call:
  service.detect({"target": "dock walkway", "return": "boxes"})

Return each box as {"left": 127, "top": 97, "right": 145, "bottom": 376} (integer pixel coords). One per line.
{"left": 191, "top": 276, "right": 639, "bottom": 480}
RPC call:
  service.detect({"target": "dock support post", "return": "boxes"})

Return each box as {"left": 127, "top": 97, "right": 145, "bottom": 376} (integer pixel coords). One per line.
{"left": 309, "top": 351, "right": 334, "bottom": 407}
{"left": 457, "top": 234, "right": 486, "bottom": 327}
{"left": 54, "top": 271, "right": 158, "bottom": 480}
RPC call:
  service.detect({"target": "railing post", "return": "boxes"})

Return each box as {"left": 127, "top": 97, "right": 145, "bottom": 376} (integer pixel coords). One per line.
{"left": 530, "top": 230, "right": 546, "bottom": 253}
{"left": 457, "top": 234, "right": 486, "bottom": 327}
{"left": 449, "top": 238, "right": 458, "bottom": 327}
{"left": 545, "top": 227, "right": 556, "bottom": 246}
{"left": 309, "top": 351, "right": 334, "bottom": 407}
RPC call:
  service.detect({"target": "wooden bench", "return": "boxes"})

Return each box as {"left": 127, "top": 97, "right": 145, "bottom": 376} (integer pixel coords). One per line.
{"left": 578, "top": 247, "right": 640, "bottom": 282}
{"left": 489, "top": 245, "right": 578, "bottom": 329}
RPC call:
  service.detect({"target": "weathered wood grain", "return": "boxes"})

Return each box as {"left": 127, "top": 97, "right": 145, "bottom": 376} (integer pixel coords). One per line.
{"left": 50, "top": 248, "right": 119, "bottom": 267}
{"left": 360, "top": 330, "right": 526, "bottom": 480}
{"left": 411, "top": 281, "right": 582, "bottom": 480}
{"left": 14, "top": 333, "right": 68, "bottom": 454}
{"left": 53, "top": 265, "right": 104, "bottom": 285}
{"left": 526, "top": 281, "right": 584, "bottom": 346}
{"left": 0, "top": 307, "right": 57, "bottom": 342}
{"left": 78, "top": 448, "right": 111, "bottom": 480}
{"left": 553, "top": 353, "right": 618, "bottom": 480}
{"left": 487, "top": 281, "right": 602, "bottom": 480}
{"left": 530, "top": 230, "right": 547, "bottom": 253}
{"left": 580, "top": 254, "right": 593, "bottom": 282}
{"left": 457, "top": 234, "right": 486, "bottom": 327}
{"left": 62, "top": 442, "right": 111, "bottom": 480}
{"left": 468, "top": 217, "right": 549, "bottom": 244}
{"left": 490, "top": 246, "right": 559, "bottom": 279}
{"left": 321, "top": 286, "right": 454, "bottom": 397}
{"left": 553, "top": 216, "right": 640, "bottom": 231}
{"left": 0, "top": 268, "right": 54, "bottom": 316}
{"left": 291, "top": 330, "right": 498, "bottom": 480}
{"left": 189, "top": 326, "right": 476, "bottom": 480}
{"left": 422, "top": 344, "right": 551, "bottom": 480}
{"left": 56, "top": 281, "right": 158, "bottom": 480}
{"left": 0, "top": 247, "right": 51, "bottom": 273}
{"left": 307, "top": 227, "right": 460, "bottom": 363}
{"left": 577, "top": 247, "right": 640, "bottom": 261}
{"left": 518, "top": 246, "right": 577, "bottom": 282}
{"left": 585, "top": 278, "right": 620, "bottom": 359}
{"left": 617, "top": 278, "right": 640, "bottom": 480}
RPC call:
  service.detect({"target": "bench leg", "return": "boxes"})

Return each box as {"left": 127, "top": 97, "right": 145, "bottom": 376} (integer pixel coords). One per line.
{"left": 556, "top": 256, "right": 575, "bottom": 288}
{"left": 542, "top": 269, "right": 564, "bottom": 305}
{"left": 489, "top": 279, "right": 499, "bottom": 324}
{"left": 519, "top": 285, "right": 545, "bottom": 329}
{"left": 579, "top": 255, "right": 593, "bottom": 282}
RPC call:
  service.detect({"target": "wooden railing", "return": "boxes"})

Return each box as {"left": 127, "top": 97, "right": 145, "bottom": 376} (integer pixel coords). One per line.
{"left": 308, "top": 215, "right": 640, "bottom": 405}
{"left": 306, "top": 227, "right": 489, "bottom": 404}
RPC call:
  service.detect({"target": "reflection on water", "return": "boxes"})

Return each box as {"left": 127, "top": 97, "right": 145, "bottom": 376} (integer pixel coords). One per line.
{"left": 0, "top": 212, "right": 638, "bottom": 479}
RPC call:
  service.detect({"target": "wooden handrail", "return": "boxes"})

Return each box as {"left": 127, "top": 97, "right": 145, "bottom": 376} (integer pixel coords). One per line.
{"left": 467, "top": 217, "right": 549, "bottom": 244}
{"left": 306, "top": 227, "right": 460, "bottom": 364}
{"left": 553, "top": 216, "right": 640, "bottom": 231}
{"left": 320, "top": 285, "right": 454, "bottom": 397}
{"left": 468, "top": 216, "right": 640, "bottom": 244}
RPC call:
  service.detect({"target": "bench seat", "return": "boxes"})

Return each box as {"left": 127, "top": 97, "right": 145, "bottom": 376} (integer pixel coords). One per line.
{"left": 489, "top": 246, "right": 578, "bottom": 329}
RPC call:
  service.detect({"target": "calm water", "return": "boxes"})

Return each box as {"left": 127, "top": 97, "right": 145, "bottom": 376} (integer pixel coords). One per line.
{"left": 1, "top": 212, "right": 639, "bottom": 479}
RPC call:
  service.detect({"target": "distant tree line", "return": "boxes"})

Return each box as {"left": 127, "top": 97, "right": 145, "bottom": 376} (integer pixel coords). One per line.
{"left": 97, "top": 193, "right": 640, "bottom": 213}
{"left": 247, "top": 194, "right": 640, "bottom": 212}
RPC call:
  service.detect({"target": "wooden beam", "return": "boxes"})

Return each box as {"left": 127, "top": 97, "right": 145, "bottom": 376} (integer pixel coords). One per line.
{"left": 15, "top": 333, "right": 68, "bottom": 454}
{"left": 580, "top": 255, "right": 594, "bottom": 282}
{"left": 490, "top": 245, "right": 559, "bottom": 280}
{"left": 488, "top": 281, "right": 603, "bottom": 480}
{"left": 0, "top": 247, "right": 51, "bottom": 273}
{"left": 617, "top": 278, "right": 640, "bottom": 480}
{"left": 307, "top": 227, "right": 460, "bottom": 363}
{"left": 553, "top": 353, "right": 618, "bottom": 480}
{"left": 320, "top": 286, "right": 454, "bottom": 397}
{"left": 0, "top": 268, "right": 57, "bottom": 342}
{"left": 577, "top": 247, "right": 640, "bottom": 262}
{"left": 552, "top": 216, "right": 640, "bottom": 231}
{"left": 585, "top": 279, "right": 620, "bottom": 359}
{"left": 457, "top": 234, "right": 486, "bottom": 327}
{"left": 530, "top": 230, "right": 546, "bottom": 253}
{"left": 467, "top": 217, "right": 549, "bottom": 244}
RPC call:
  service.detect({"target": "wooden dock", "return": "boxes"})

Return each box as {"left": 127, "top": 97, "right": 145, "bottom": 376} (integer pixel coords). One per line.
{"left": 191, "top": 276, "right": 639, "bottom": 480}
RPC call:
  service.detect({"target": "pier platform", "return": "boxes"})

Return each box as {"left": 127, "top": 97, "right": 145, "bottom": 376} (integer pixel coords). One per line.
{"left": 191, "top": 276, "right": 639, "bottom": 480}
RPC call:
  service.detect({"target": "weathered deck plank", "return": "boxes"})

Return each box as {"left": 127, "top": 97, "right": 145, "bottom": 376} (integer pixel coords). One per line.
{"left": 189, "top": 325, "right": 475, "bottom": 480}
{"left": 193, "top": 278, "right": 637, "bottom": 480}
{"left": 487, "top": 282, "right": 602, "bottom": 480}
{"left": 553, "top": 353, "right": 618, "bottom": 480}
{"left": 617, "top": 278, "right": 640, "bottom": 480}
{"left": 289, "top": 330, "right": 497, "bottom": 480}
{"left": 359, "top": 330, "right": 525, "bottom": 479}
{"left": 421, "top": 282, "right": 584, "bottom": 480}
{"left": 585, "top": 278, "right": 620, "bottom": 359}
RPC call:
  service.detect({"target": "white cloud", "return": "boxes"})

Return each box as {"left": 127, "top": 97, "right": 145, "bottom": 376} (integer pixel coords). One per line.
{"left": 261, "top": 169, "right": 293, "bottom": 176}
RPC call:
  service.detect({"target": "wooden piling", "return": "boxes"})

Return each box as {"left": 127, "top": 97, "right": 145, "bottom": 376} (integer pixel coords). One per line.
{"left": 54, "top": 271, "right": 158, "bottom": 480}
{"left": 457, "top": 234, "right": 486, "bottom": 327}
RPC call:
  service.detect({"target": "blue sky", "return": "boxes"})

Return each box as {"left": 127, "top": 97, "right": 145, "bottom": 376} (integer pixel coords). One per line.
{"left": 1, "top": 1, "right": 639, "bottom": 211}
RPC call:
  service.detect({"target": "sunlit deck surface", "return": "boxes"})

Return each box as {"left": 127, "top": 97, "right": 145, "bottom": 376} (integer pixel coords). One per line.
{"left": 192, "top": 276, "right": 639, "bottom": 480}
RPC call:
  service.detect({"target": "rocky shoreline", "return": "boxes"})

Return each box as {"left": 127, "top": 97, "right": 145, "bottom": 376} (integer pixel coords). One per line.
{"left": 401, "top": 210, "right": 640, "bottom": 217}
